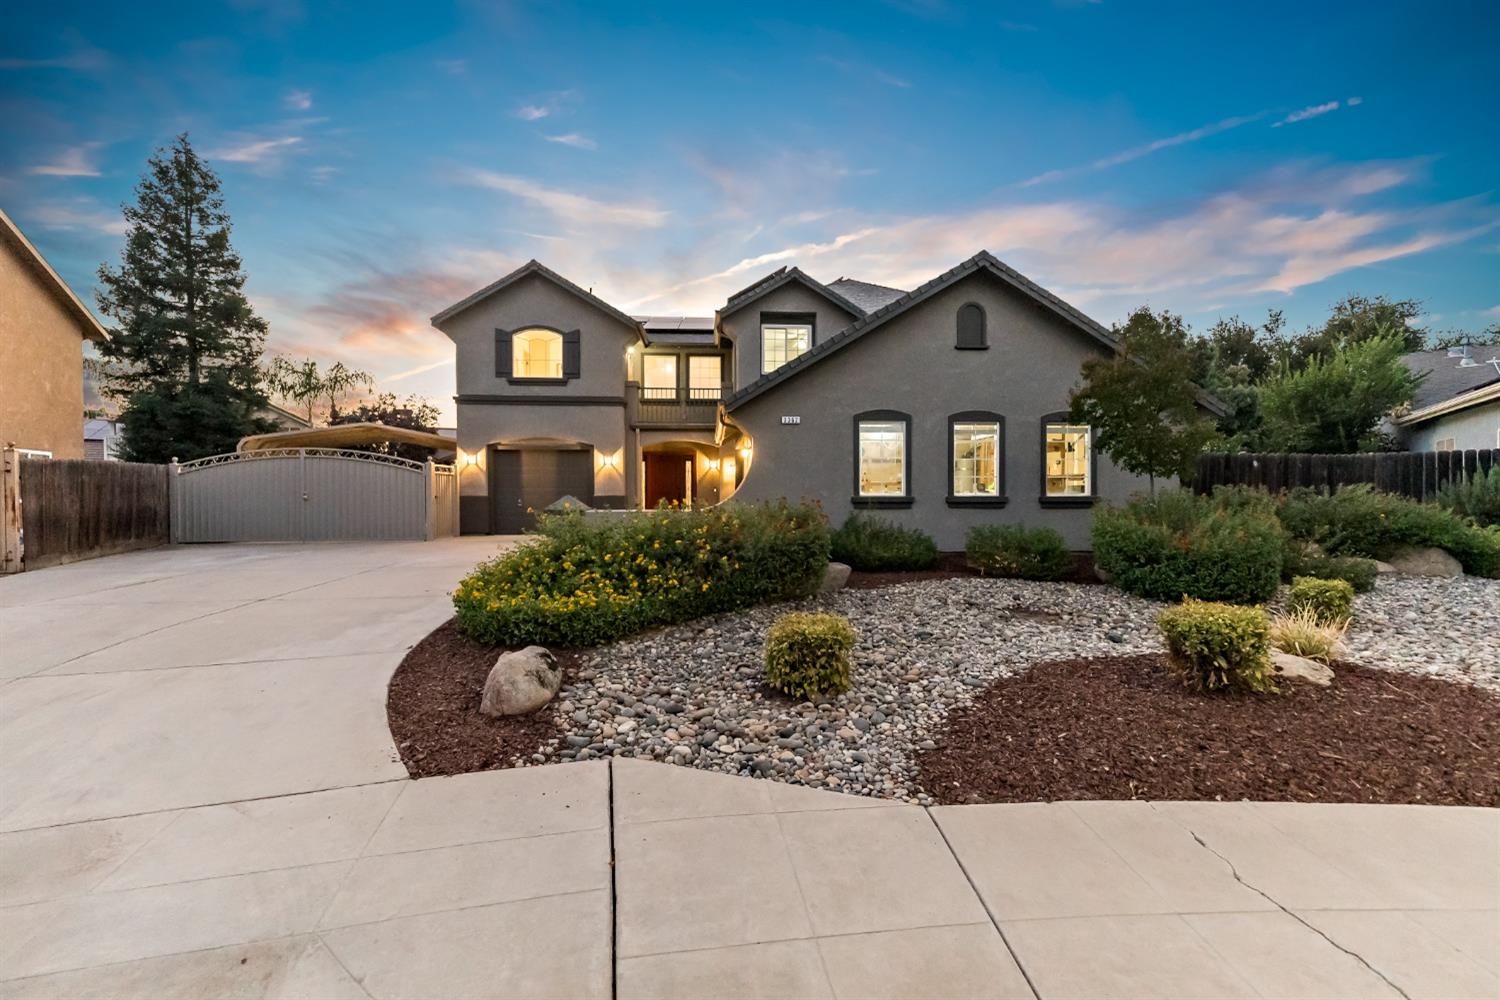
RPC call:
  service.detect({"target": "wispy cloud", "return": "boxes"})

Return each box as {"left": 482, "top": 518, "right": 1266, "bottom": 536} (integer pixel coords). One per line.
{"left": 1483, "top": 305, "right": 1500, "bottom": 319}
{"left": 1272, "top": 97, "right": 1361, "bottom": 127}
{"left": 544, "top": 132, "right": 597, "bottom": 151}
{"left": 29, "top": 143, "right": 103, "bottom": 177}
{"left": 458, "top": 169, "right": 668, "bottom": 228}
{"left": 28, "top": 200, "right": 126, "bottom": 236}
{"left": 515, "top": 105, "right": 551, "bottom": 121}
{"left": 819, "top": 56, "right": 911, "bottom": 89}
{"left": 0, "top": 37, "right": 109, "bottom": 73}
{"left": 284, "top": 89, "right": 313, "bottom": 111}
{"left": 1020, "top": 110, "right": 1270, "bottom": 187}
{"left": 513, "top": 89, "right": 576, "bottom": 122}
{"left": 207, "top": 135, "right": 303, "bottom": 165}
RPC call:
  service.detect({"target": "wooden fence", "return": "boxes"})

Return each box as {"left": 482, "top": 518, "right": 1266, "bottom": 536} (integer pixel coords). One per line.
{"left": 11, "top": 452, "right": 170, "bottom": 570}
{"left": 1195, "top": 449, "right": 1498, "bottom": 502}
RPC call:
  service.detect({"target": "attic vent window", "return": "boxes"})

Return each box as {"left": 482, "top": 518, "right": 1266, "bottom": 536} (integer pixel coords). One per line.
{"left": 957, "top": 303, "right": 987, "bottom": 349}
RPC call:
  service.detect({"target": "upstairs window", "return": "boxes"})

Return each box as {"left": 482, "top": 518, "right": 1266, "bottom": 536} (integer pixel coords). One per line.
{"left": 762, "top": 322, "right": 812, "bottom": 373}
{"left": 688, "top": 355, "right": 723, "bottom": 400}
{"left": 1043, "top": 418, "right": 1092, "bottom": 497}
{"left": 854, "top": 411, "right": 911, "bottom": 504}
{"left": 950, "top": 413, "right": 1003, "bottom": 500}
{"left": 643, "top": 354, "right": 678, "bottom": 399}
{"left": 956, "top": 303, "right": 987, "bottom": 349}
{"left": 512, "top": 328, "right": 563, "bottom": 379}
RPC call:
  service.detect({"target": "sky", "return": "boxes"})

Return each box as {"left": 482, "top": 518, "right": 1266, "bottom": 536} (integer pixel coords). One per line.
{"left": 5, "top": 0, "right": 1499, "bottom": 422}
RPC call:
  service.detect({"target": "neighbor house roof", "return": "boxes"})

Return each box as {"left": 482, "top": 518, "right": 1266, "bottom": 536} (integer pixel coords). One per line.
{"left": 717, "top": 266, "right": 868, "bottom": 321}
{"left": 1400, "top": 347, "right": 1500, "bottom": 411}
{"left": 1, "top": 207, "right": 109, "bottom": 343}
{"left": 237, "top": 422, "right": 456, "bottom": 453}
{"left": 826, "top": 277, "right": 907, "bottom": 313}
{"left": 431, "top": 259, "right": 643, "bottom": 333}
{"left": 723, "top": 250, "right": 1229, "bottom": 417}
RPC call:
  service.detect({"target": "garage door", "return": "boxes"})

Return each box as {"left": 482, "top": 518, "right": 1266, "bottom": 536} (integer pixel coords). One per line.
{"left": 489, "top": 448, "right": 595, "bottom": 533}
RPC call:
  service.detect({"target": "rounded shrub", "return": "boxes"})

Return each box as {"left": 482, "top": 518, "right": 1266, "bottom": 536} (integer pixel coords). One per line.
{"left": 1157, "top": 598, "right": 1275, "bottom": 694}
{"left": 965, "top": 524, "right": 1071, "bottom": 580}
{"left": 1282, "top": 545, "right": 1377, "bottom": 593}
{"left": 1278, "top": 485, "right": 1500, "bottom": 578}
{"left": 829, "top": 514, "right": 939, "bottom": 571}
{"left": 1287, "top": 576, "right": 1355, "bottom": 625}
{"left": 764, "top": 611, "right": 857, "bottom": 701}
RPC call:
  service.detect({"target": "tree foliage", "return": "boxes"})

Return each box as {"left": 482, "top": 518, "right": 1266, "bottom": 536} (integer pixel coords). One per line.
{"left": 330, "top": 392, "right": 444, "bottom": 461}
{"left": 1070, "top": 307, "right": 1219, "bottom": 492}
{"left": 1258, "top": 334, "right": 1419, "bottom": 453}
{"left": 263, "top": 356, "right": 374, "bottom": 425}
{"left": 94, "top": 133, "right": 273, "bottom": 462}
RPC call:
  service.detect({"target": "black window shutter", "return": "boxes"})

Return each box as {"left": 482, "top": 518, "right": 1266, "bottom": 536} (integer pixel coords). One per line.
{"left": 562, "top": 329, "right": 581, "bottom": 379}
{"left": 495, "top": 329, "right": 513, "bottom": 377}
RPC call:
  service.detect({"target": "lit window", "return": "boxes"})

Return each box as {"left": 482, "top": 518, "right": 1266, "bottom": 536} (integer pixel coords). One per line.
{"left": 952, "top": 421, "right": 1000, "bottom": 496}
{"left": 643, "top": 354, "right": 677, "bottom": 399}
{"left": 858, "top": 419, "right": 906, "bottom": 496}
{"left": 1044, "top": 422, "right": 1091, "bottom": 496}
{"left": 688, "top": 356, "right": 722, "bottom": 400}
{"left": 1434, "top": 437, "right": 1456, "bottom": 452}
{"left": 762, "top": 324, "right": 811, "bottom": 373}
{"left": 513, "top": 328, "right": 563, "bottom": 379}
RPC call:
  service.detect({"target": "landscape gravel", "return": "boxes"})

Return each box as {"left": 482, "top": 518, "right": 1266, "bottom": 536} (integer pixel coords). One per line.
{"left": 523, "top": 573, "right": 1499, "bottom": 802}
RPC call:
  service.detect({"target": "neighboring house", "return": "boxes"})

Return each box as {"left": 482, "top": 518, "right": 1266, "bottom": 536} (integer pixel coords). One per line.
{"left": 0, "top": 208, "right": 110, "bottom": 459}
{"left": 82, "top": 418, "right": 125, "bottom": 461}
{"left": 1393, "top": 347, "right": 1500, "bottom": 452}
{"left": 432, "top": 251, "right": 1226, "bottom": 547}
{"left": 259, "top": 402, "right": 314, "bottom": 431}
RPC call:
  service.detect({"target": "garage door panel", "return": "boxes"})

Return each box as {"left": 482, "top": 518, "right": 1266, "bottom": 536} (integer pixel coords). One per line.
{"left": 489, "top": 448, "right": 593, "bottom": 533}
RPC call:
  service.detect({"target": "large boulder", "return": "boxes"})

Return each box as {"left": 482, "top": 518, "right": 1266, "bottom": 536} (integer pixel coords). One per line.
{"left": 1271, "top": 651, "right": 1334, "bottom": 687}
{"left": 1384, "top": 546, "right": 1463, "bottom": 578}
{"left": 480, "top": 646, "right": 561, "bottom": 717}
{"left": 820, "top": 562, "right": 851, "bottom": 594}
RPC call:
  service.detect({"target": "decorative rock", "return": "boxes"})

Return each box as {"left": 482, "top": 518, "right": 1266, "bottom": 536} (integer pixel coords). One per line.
{"left": 1373, "top": 560, "right": 1397, "bottom": 574}
{"left": 1271, "top": 651, "right": 1335, "bottom": 687}
{"left": 480, "top": 646, "right": 561, "bottom": 717}
{"left": 1384, "top": 547, "right": 1462, "bottom": 578}
{"left": 820, "top": 562, "right": 852, "bottom": 594}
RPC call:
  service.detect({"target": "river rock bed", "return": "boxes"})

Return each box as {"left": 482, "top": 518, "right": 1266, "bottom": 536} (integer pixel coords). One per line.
{"left": 1340, "top": 575, "right": 1500, "bottom": 691}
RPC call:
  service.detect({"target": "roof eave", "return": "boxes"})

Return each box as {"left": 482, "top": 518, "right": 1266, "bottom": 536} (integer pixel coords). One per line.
{"left": 0, "top": 207, "right": 110, "bottom": 343}
{"left": 1393, "top": 381, "right": 1500, "bottom": 425}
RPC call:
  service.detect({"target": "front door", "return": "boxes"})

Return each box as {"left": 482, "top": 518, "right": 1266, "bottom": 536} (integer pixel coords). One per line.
{"left": 643, "top": 452, "right": 695, "bottom": 510}
{"left": 489, "top": 448, "right": 594, "bottom": 533}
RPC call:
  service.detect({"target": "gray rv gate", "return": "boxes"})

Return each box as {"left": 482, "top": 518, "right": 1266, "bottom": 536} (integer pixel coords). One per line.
{"left": 170, "top": 448, "right": 458, "bottom": 543}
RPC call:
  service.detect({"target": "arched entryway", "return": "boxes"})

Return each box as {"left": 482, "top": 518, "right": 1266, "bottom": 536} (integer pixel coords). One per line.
{"left": 642, "top": 446, "right": 698, "bottom": 509}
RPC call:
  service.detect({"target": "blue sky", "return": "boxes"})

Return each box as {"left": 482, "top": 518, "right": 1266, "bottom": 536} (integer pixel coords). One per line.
{"left": 5, "top": 0, "right": 1499, "bottom": 420}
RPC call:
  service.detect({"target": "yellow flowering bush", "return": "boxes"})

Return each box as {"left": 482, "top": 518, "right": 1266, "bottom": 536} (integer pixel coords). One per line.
{"left": 454, "top": 502, "right": 829, "bottom": 647}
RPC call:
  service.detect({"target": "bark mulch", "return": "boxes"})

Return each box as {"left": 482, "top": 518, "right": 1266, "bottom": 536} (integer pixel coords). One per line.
{"left": 920, "top": 654, "right": 1500, "bottom": 807}
{"left": 387, "top": 618, "right": 573, "bottom": 778}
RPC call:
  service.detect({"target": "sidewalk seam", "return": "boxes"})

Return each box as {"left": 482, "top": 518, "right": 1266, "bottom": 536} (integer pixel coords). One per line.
{"left": 607, "top": 758, "right": 618, "bottom": 1000}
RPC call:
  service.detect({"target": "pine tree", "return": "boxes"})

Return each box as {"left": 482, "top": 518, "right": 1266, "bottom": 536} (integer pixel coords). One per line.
{"left": 95, "top": 133, "right": 274, "bottom": 462}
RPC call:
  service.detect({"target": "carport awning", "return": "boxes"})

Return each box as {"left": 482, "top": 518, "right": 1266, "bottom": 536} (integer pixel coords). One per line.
{"left": 237, "top": 421, "right": 457, "bottom": 453}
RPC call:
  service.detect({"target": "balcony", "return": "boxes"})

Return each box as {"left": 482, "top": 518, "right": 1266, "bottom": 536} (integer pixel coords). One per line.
{"left": 634, "top": 385, "right": 723, "bottom": 428}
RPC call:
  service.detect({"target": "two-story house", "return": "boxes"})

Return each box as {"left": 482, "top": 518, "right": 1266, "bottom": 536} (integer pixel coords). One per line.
{"left": 431, "top": 251, "right": 1226, "bottom": 548}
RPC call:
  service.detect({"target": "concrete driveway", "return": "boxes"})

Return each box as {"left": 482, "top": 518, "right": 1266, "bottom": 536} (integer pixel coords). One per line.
{"left": 2, "top": 541, "right": 1497, "bottom": 998}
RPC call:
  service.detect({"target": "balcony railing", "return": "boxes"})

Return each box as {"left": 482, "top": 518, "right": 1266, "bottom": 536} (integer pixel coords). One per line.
{"left": 635, "top": 385, "right": 724, "bottom": 427}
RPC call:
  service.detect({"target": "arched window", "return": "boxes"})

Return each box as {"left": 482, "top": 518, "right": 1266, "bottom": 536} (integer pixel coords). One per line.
{"left": 513, "top": 328, "right": 564, "bottom": 379}
{"left": 956, "top": 303, "right": 987, "bottom": 350}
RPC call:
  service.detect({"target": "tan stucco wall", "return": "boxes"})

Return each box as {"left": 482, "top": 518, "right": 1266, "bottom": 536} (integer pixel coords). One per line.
{"left": 0, "top": 238, "right": 89, "bottom": 458}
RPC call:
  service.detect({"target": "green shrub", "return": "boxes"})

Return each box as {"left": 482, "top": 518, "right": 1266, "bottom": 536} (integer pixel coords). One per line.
{"left": 1437, "top": 467, "right": 1500, "bottom": 528}
{"left": 764, "top": 611, "right": 858, "bottom": 700}
{"left": 1157, "top": 598, "right": 1276, "bottom": 694}
{"left": 829, "top": 514, "right": 939, "bottom": 571}
{"left": 1278, "top": 485, "right": 1499, "bottom": 577}
{"left": 965, "top": 524, "right": 1072, "bottom": 580}
{"left": 453, "top": 502, "right": 829, "bottom": 647}
{"left": 1093, "top": 488, "right": 1286, "bottom": 604}
{"left": 1287, "top": 576, "right": 1354, "bottom": 625}
{"left": 1281, "top": 546, "right": 1378, "bottom": 593}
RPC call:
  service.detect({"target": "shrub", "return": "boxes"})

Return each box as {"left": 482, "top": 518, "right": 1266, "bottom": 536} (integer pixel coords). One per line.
{"left": 1281, "top": 545, "right": 1377, "bottom": 593}
{"left": 1157, "top": 598, "right": 1276, "bottom": 694}
{"left": 1287, "top": 576, "right": 1355, "bottom": 625}
{"left": 1278, "top": 485, "right": 1499, "bottom": 577}
{"left": 829, "top": 514, "right": 939, "bottom": 571}
{"left": 1269, "top": 608, "right": 1346, "bottom": 664}
{"left": 965, "top": 524, "right": 1072, "bottom": 580}
{"left": 1093, "top": 488, "right": 1286, "bottom": 604}
{"left": 764, "top": 611, "right": 857, "bottom": 700}
{"left": 1437, "top": 466, "right": 1500, "bottom": 528}
{"left": 453, "top": 502, "right": 829, "bottom": 647}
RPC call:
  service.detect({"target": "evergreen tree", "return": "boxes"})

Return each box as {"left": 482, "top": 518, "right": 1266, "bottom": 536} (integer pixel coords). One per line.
{"left": 95, "top": 133, "right": 274, "bottom": 462}
{"left": 1258, "top": 333, "right": 1419, "bottom": 453}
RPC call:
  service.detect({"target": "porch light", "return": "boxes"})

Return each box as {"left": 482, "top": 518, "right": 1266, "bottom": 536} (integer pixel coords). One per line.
{"left": 461, "top": 449, "right": 479, "bottom": 467}
{"left": 705, "top": 458, "right": 720, "bottom": 472}
{"left": 598, "top": 450, "right": 617, "bottom": 469}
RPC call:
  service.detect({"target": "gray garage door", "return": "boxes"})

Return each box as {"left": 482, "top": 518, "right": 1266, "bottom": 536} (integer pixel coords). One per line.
{"left": 489, "top": 448, "right": 594, "bottom": 533}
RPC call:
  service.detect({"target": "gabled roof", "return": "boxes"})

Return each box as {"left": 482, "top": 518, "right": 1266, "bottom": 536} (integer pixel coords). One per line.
{"left": 430, "top": 259, "right": 642, "bottom": 332}
{"left": 1400, "top": 347, "right": 1500, "bottom": 410}
{"left": 827, "top": 277, "right": 906, "bottom": 313}
{"left": 0, "top": 207, "right": 109, "bottom": 343}
{"left": 717, "top": 266, "right": 867, "bottom": 321}
{"left": 725, "top": 250, "right": 1228, "bottom": 417}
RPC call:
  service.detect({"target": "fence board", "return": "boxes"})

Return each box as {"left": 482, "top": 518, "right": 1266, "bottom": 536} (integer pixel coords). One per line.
{"left": 19, "top": 458, "right": 170, "bottom": 569}
{"left": 1195, "top": 449, "right": 1499, "bottom": 500}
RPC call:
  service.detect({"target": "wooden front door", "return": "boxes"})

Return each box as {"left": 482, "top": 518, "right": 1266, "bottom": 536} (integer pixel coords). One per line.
{"left": 643, "top": 452, "right": 695, "bottom": 510}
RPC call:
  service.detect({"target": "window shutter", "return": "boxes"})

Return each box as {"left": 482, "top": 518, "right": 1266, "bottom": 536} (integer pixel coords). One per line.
{"left": 495, "top": 329, "right": 513, "bottom": 378}
{"left": 562, "top": 329, "right": 582, "bottom": 379}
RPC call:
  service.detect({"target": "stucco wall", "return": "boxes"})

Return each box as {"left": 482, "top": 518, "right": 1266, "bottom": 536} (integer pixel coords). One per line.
{"left": 720, "top": 282, "right": 859, "bottom": 391}
{"left": 454, "top": 401, "right": 628, "bottom": 499}
{"left": 0, "top": 238, "right": 88, "bottom": 458}
{"left": 727, "top": 269, "right": 1154, "bottom": 550}
{"left": 1400, "top": 402, "right": 1500, "bottom": 451}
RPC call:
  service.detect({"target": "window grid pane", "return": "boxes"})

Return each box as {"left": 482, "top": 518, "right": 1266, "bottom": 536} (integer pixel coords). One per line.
{"left": 642, "top": 355, "right": 678, "bottom": 399}
{"left": 1045, "top": 423, "right": 1090, "bottom": 496}
{"left": 513, "top": 329, "right": 563, "bottom": 379}
{"left": 952, "top": 421, "right": 1000, "bottom": 496}
{"left": 762, "top": 325, "right": 811, "bottom": 373}
{"left": 688, "top": 356, "right": 722, "bottom": 399}
{"left": 858, "top": 420, "right": 905, "bottom": 496}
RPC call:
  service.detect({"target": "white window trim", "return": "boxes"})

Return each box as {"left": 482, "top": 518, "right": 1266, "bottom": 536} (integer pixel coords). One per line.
{"left": 761, "top": 324, "right": 812, "bottom": 374}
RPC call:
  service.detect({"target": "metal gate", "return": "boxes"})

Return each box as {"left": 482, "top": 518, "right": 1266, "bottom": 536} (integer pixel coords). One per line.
{"left": 170, "top": 448, "right": 458, "bottom": 543}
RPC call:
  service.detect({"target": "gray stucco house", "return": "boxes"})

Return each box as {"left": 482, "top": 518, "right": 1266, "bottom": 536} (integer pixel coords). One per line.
{"left": 432, "top": 250, "right": 1224, "bottom": 548}
{"left": 1391, "top": 346, "right": 1500, "bottom": 452}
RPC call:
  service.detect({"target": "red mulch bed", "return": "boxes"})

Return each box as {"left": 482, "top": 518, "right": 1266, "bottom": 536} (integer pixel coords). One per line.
{"left": 920, "top": 654, "right": 1500, "bottom": 807}
{"left": 846, "top": 551, "right": 1100, "bottom": 589}
{"left": 387, "top": 619, "right": 574, "bottom": 778}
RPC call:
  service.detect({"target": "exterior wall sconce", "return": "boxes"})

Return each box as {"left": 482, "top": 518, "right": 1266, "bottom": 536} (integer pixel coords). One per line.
{"left": 598, "top": 450, "right": 617, "bottom": 469}
{"left": 462, "top": 450, "right": 479, "bottom": 467}
{"left": 705, "top": 458, "right": 720, "bottom": 472}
